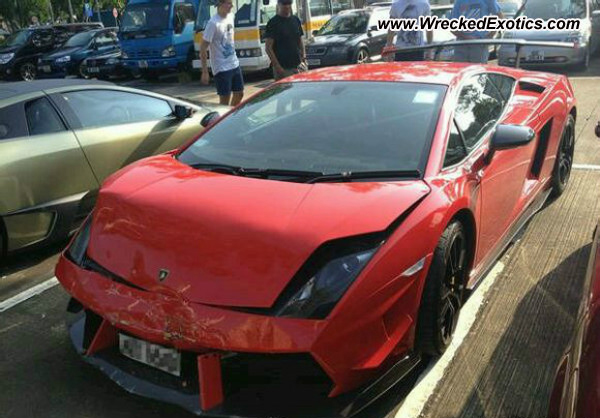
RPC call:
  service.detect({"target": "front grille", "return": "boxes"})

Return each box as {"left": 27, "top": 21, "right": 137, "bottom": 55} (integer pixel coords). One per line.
{"left": 129, "top": 49, "right": 161, "bottom": 59}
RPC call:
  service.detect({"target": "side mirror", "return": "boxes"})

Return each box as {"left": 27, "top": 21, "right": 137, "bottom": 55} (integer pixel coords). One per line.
{"left": 173, "top": 104, "right": 193, "bottom": 120}
{"left": 312, "top": 30, "right": 319, "bottom": 36}
{"left": 487, "top": 124, "right": 535, "bottom": 162}
{"left": 201, "top": 111, "right": 220, "bottom": 128}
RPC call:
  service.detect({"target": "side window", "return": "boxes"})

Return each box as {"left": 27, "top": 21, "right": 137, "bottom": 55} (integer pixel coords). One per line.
{"left": 455, "top": 74, "right": 504, "bottom": 150}
{"left": 444, "top": 121, "right": 468, "bottom": 168}
{"left": 25, "top": 98, "right": 66, "bottom": 136}
{"left": 61, "top": 90, "right": 173, "bottom": 129}
{"left": 0, "top": 103, "right": 28, "bottom": 140}
{"left": 94, "top": 33, "right": 113, "bottom": 47}
{"left": 369, "top": 10, "right": 389, "bottom": 30}
{"left": 174, "top": 3, "right": 196, "bottom": 33}
{"left": 310, "top": 0, "right": 332, "bottom": 18}
{"left": 487, "top": 74, "right": 516, "bottom": 106}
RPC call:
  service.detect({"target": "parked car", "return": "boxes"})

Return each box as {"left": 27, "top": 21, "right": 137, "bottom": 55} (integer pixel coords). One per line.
{"left": 499, "top": 0, "right": 600, "bottom": 70}
{"left": 0, "top": 79, "right": 227, "bottom": 260}
{"left": 80, "top": 50, "right": 130, "bottom": 80}
{"left": 52, "top": 22, "right": 104, "bottom": 46}
{"left": 56, "top": 60, "right": 576, "bottom": 416}
{"left": 0, "top": 26, "right": 58, "bottom": 81}
{"left": 548, "top": 220, "right": 600, "bottom": 418}
{"left": 37, "top": 28, "right": 120, "bottom": 79}
{"left": 306, "top": 7, "right": 390, "bottom": 67}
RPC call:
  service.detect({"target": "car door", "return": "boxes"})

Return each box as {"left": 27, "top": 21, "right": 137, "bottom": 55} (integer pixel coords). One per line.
{"left": 591, "top": 0, "right": 600, "bottom": 52}
{"left": 0, "top": 96, "right": 98, "bottom": 251}
{"left": 453, "top": 73, "right": 527, "bottom": 267}
{"left": 50, "top": 89, "right": 206, "bottom": 182}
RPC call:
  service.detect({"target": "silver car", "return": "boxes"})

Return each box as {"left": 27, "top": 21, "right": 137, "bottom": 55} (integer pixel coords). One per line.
{"left": 498, "top": 0, "right": 600, "bottom": 70}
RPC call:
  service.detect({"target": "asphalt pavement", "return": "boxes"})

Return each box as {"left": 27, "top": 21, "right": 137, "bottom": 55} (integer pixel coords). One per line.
{"left": 1, "top": 60, "right": 600, "bottom": 418}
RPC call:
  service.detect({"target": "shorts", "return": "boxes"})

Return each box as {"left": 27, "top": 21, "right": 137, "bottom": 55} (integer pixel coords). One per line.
{"left": 395, "top": 50, "right": 425, "bottom": 62}
{"left": 214, "top": 66, "right": 244, "bottom": 96}
{"left": 453, "top": 45, "right": 489, "bottom": 64}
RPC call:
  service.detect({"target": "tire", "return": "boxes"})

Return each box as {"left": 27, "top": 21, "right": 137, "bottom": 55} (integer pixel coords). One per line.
{"left": 416, "top": 220, "right": 469, "bottom": 356}
{"left": 18, "top": 62, "right": 37, "bottom": 81}
{"left": 551, "top": 114, "right": 576, "bottom": 198}
{"left": 79, "top": 63, "right": 90, "bottom": 79}
{"left": 355, "top": 47, "right": 370, "bottom": 64}
{"left": 575, "top": 44, "right": 590, "bottom": 71}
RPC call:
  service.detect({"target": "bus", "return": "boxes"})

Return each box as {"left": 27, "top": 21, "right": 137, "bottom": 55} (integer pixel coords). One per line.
{"left": 193, "top": 0, "right": 354, "bottom": 72}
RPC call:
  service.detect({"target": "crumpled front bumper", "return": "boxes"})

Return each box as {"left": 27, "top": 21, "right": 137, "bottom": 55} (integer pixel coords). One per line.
{"left": 57, "top": 253, "right": 422, "bottom": 416}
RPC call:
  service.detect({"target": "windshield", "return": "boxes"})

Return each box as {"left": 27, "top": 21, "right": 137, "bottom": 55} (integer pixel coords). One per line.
{"left": 64, "top": 31, "right": 94, "bottom": 47}
{"left": 121, "top": 3, "right": 171, "bottom": 32}
{"left": 318, "top": 13, "right": 369, "bottom": 35}
{"left": 196, "top": 0, "right": 261, "bottom": 30}
{"left": 2, "top": 30, "right": 30, "bottom": 47}
{"left": 178, "top": 81, "right": 446, "bottom": 175}
{"left": 520, "top": 0, "right": 586, "bottom": 19}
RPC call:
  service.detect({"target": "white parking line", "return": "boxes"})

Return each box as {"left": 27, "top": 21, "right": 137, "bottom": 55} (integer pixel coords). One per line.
{"left": 395, "top": 261, "right": 506, "bottom": 418}
{"left": 573, "top": 164, "right": 600, "bottom": 171}
{"left": 0, "top": 277, "right": 59, "bottom": 313}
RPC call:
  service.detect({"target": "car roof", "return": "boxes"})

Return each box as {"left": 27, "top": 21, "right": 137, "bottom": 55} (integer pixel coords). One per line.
{"left": 285, "top": 62, "right": 486, "bottom": 86}
{"left": 0, "top": 79, "right": 112, "bottom": 101}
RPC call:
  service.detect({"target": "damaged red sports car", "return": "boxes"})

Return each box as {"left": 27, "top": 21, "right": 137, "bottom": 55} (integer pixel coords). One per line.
{"left": 56, "top": 61, "right": 577, "bottom": 416}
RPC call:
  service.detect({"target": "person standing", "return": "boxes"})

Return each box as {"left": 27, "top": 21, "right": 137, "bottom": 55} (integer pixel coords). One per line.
{"left": 265, "top": 0, "right": 307, "bottom": 81}
{"left": 451, "top": 0, "right": 503, "bottom": 63}
{"left": 200, "top": 0, "right": 244, "bottom": 106}
{"left": 384, "top": 0, "right": 433, "bottom": 62}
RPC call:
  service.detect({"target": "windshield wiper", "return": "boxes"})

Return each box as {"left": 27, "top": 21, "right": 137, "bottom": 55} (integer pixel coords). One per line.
{"left": 306, "top": 170, "right": 422, "bottom": 184}
{"left": 188, "top": 164, "right": 323, "bottom": 179}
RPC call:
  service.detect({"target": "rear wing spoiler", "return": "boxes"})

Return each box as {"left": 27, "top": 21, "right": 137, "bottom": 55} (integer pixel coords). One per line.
{"left": 382, "top": 39, "right": 575, "bottom": 69}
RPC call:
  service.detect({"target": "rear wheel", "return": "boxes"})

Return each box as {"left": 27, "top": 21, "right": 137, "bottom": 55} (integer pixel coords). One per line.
{"left": 416, "top": 221, "right": 468, "bottom": 356}
{"left": 19, "top": 62, "right": 37, "bottom": 81}
{"left": 551, "top": 114, "right": 575, "bottom": 198}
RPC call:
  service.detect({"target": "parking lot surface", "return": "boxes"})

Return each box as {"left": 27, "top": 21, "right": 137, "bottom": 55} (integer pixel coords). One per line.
{"left": 2, "top": 61, "right": 600, "bottom": 418}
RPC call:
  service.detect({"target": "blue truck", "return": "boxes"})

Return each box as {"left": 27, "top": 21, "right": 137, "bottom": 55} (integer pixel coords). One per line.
{"left": 119, "top": 0, "right": 199, "bottom": 79}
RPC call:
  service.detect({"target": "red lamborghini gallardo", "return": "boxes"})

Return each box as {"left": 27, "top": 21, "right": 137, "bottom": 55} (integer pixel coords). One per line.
{"left": 56, "top": 61, "right": 577, "bottom": 416}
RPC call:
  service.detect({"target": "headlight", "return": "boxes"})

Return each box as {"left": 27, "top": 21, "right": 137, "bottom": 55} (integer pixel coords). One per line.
{"left": 329, "top": 45, "right": 348, "bottom": 54}
{"left": 162, "top": 45, "right": 176, "bottom": 57}
{"left": 0, "top": 53, "right": 14, "bottom": 64}
{"left": 565, "top": 32, "right": 585, "bottom": 44}
{"left": 275, "top": 238, "right": 382, "bottom": 319}
{"left": 106, "top": 58, "right": 118, "bottom": 65}
{"left": 236, "top": 48, "right": 262, "bottom": 58}
{"left": 121, "top": 51, "right": 129, "bottom": 59}
{"left": 55, "top": 55, "right": 71, "bottom": 63}
{"left": 66, "top": 215, "right": 92, "bottom": 266}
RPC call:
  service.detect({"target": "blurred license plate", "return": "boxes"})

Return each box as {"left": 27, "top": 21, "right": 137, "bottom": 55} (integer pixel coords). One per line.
{"left": 307, "top": 58, "right": 320, "bottom": 66}
{"left": 528, "top": 50, "right": 544, "bottom": 61}
{"left": 41, "top": 65, "right": 51, "bottom": 73}
{"left": 88, "top": 67, "right": 100, "bottom": 73}
{"left": 138, "top": 60, "right": 148, "bottom": 68}
{"left": 119, "top": 334, "right": 181, "bottom": 376}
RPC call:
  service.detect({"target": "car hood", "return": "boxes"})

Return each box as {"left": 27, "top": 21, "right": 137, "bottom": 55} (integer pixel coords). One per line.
{"left": 45, "top": 46, "right": 83, "bottom": 59}
{"left": 87, "top": 155, "right": 431, "bottom": 308}
{"left": 307, "top": 34, "right": 360, "bottom": 46}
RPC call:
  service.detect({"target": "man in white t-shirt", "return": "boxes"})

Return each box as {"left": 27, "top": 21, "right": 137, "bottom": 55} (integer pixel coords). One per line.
{"left": 384, "top": 0, "right": 433, "bottom": 62}
{"left": 200, "top": 0, "right": 244, "bottom": 106}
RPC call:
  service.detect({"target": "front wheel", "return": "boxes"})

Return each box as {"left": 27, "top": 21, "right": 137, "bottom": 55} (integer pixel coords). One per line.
{"left": 551, "top": 114, "right": 575, "bottom": 198}
{"left": 19, "top": 62, "right": 37, "bottom": 81}
{"left": 416, "top": 221, "right": 468, "bottom": 356}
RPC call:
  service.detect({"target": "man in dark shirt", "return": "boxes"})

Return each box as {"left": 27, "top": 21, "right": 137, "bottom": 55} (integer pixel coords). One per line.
{"left": 265, "top": 0, "right": 307, "bottom": 80}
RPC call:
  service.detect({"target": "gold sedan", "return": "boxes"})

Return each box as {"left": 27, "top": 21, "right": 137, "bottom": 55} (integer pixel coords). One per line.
{"left": 0, "top": 79, "right": 226, "bottom": 259}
